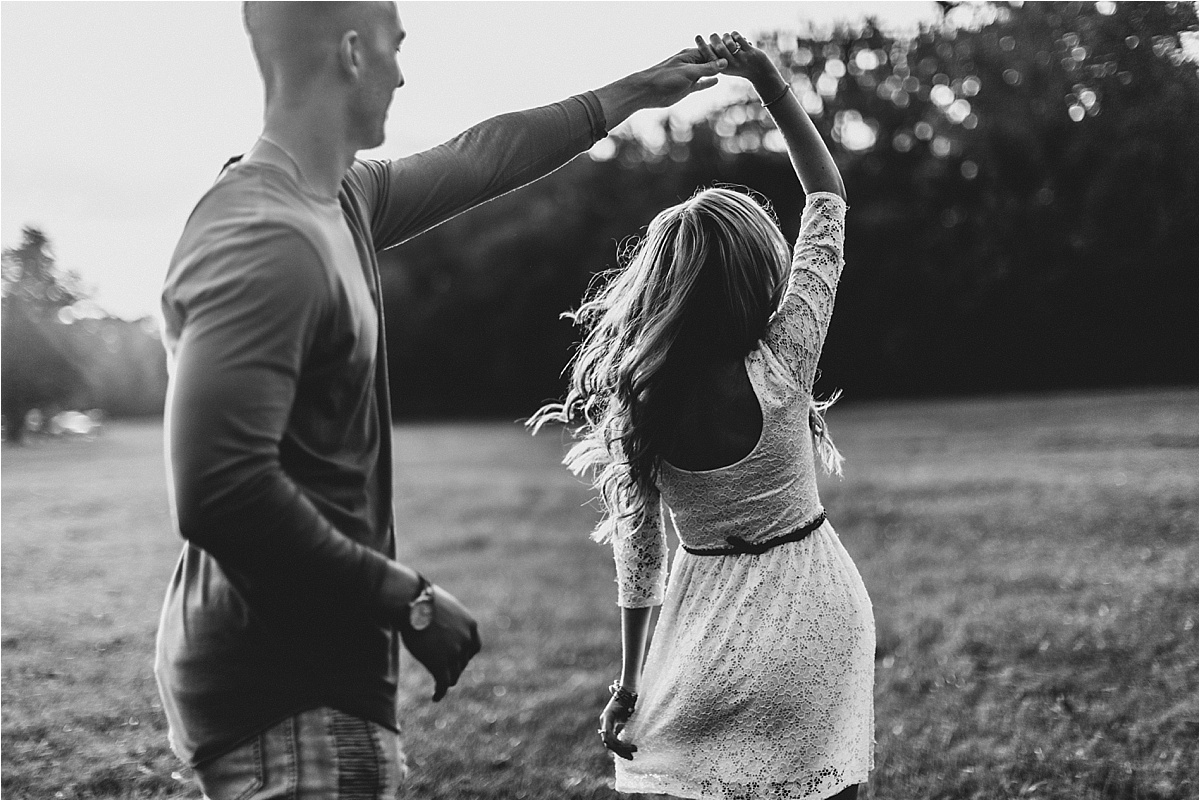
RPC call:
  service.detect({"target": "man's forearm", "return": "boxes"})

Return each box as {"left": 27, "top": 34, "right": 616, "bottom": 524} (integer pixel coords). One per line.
{"left": 173, "top": 436, "right": 423, "bottom": 630}
{"left": 166, "top": 252, "right": 425, "bottom": 633}
{"left": 367, "top": 47, "right": 723, "bottom": 250}
{"left": 365, "top": 93, "right": 606, "bottom": 251}
{"left": 592, "top": 72, "right": 651, "bottom": 132}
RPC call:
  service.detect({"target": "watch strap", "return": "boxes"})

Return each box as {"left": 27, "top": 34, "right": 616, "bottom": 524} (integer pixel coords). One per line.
{"left": 410, "top": 572, "right": 432, "bottom": 602}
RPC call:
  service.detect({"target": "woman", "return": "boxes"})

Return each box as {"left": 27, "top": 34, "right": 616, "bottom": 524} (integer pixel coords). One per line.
{"left": 531, "top": 32, "right": 874, "bottom": 800}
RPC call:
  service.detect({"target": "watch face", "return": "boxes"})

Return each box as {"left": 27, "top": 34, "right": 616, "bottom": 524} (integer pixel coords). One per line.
{"left": 409, "top": 600, "right": 434, "bottom": 631}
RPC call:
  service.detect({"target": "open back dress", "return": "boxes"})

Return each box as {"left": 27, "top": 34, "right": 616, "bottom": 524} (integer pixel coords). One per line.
{"left": 611, "top": 192, "right": 875, "bottom": 800}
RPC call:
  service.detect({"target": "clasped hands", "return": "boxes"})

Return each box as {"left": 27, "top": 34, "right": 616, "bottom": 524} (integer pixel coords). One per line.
{"left": 637, "top": 30, "right": 775, "bottom": 106}
{"left": 597, "top": 30, "right": 775, "bottom": 129}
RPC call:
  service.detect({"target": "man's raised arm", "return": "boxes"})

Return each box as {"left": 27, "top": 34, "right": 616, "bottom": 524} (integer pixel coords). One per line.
{"left": 350, "top": 48, "right": 727, "bottom": 250}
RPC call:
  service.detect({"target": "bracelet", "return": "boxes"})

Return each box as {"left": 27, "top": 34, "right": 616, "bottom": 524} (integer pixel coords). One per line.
{"left": 608, "top": 680, "right": 638, "bottom": 713}
{"left": 761, "top": 83, "right": 792, "bottom": 107}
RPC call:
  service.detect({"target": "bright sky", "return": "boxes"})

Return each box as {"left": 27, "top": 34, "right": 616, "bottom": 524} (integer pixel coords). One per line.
{"left": 1, "top": 1, "right": 941, "bottom": 320}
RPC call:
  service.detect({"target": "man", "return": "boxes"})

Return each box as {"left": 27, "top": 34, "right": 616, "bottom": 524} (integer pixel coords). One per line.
{"left": 155, "top": 2, "right": 727, "bottom": 797}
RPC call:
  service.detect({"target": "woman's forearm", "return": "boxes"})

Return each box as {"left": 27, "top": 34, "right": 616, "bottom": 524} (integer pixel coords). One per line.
{"left": 754, "top": 76, "right": 846, "bottom": 200}
{"left": 619, "top": 606, "right": 654, "bottom": 691}
{"left": 700, "top": 32, "right": 844, "bottom": 199}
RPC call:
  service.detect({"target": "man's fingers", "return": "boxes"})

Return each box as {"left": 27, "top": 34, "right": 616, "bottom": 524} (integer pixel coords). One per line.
{"left": 447, "top": 655, "right": 468, "bottom": 687}
{"left": 695, "top": 34, "right": 717, "bottom": 62}
{"left": 694, "top": 57, "right": 726, "bottom": 75}
{"left": 433, "top": 656, "right": 469, "bottom": 702}
{"left": 678, "top": 59, "right": 724, "bottom": 91}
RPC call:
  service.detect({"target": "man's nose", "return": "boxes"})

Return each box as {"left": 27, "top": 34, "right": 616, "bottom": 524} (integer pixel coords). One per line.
{"left": 396, "top": 69, "right": 405, "bottom": 89}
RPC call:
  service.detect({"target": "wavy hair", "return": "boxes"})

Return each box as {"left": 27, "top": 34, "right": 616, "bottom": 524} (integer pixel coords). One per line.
{"left": 529, "top": 187, "right": 842, "bottom": 543}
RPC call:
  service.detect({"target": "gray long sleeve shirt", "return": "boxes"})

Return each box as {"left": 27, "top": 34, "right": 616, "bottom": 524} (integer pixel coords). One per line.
{"left": 155, "top": 93, "right": 607, "bottom": 767}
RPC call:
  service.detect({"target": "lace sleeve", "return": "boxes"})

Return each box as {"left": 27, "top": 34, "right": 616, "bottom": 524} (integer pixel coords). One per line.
{"left": 762, "top": 192, "right": 847, "bottom": 389}
{"left": 611, "top": 490, "right": 667, "bottom": 608}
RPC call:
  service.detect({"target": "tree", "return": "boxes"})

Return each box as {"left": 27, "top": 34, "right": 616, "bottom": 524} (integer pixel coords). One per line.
{"left": 375, "top": 2, "right": 1196, "bottom": 416}
{"left": 1, "top": 226, "right": 85, "bottom": 308}
{"left": 695, "top": 0, "right": 1198, "bottom": 396}
{"left": 1, "top": 227, "right": 91, "bottom": 443}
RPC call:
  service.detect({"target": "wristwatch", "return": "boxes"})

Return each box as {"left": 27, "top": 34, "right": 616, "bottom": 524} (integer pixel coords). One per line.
{"left": 406, "top": 574, "right": 435, "bottom": 632}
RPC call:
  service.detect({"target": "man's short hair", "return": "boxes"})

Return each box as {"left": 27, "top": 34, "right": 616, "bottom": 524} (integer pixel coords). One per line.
{"left": 242, "top": 2, "right": 391, "bottom": 96}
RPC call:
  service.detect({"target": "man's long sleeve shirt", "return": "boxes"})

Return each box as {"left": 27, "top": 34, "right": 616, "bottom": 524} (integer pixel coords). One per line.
{"left": 155, "top": 93, "right": 607, "bottom": 766}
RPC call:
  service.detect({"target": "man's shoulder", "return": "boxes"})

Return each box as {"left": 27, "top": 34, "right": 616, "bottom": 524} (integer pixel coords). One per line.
{"left": 343, "top": 157, "right": 390, "bottom": 207}
{"left": 187, "top": 162, "right": 322, "bottom": 239}
{"left": 166, "top": 164, "right": 334, "bottom": 301}
{"left": 172, "top": 164, "right": 333, "bottom": 273}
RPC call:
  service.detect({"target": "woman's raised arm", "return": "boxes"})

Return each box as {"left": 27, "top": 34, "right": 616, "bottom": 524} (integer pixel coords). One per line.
{"left": 698, "top": 32, "right": 845, "bottom": 200}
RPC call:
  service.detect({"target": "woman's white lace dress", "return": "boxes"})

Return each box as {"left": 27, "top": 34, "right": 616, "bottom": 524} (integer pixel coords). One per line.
{"left": 611, "top": 193, "right": 875, "bottom": 800}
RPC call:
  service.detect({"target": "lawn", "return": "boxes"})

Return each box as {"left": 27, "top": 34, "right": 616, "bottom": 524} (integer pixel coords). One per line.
{"left": 2, "top": 388, "right": 1197, "bottom": 799}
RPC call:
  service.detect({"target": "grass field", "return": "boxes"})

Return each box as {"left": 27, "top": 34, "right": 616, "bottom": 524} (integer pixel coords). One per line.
{"left": 2, "top": 388, "right": 1197, "bottom": 800}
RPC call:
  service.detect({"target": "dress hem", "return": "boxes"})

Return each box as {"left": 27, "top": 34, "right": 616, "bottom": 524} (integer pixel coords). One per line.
{"left": 615, "top": 768, "right": 871, "bottom": 801}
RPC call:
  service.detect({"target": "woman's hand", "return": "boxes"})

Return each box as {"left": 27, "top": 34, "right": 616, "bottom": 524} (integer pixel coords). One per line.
{"left": 698, "top": 30, "right": 844, "bottom": 197}
{"left": 598, "top": 693, "right": 638, "bottom": 760}
{"left": 695, "top": 31, "right": 780, "bottom": 89}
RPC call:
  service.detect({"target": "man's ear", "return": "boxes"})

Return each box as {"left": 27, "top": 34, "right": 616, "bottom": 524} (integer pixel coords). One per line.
{"left": 338, "top": 30, "right": 361, "bottom": 79}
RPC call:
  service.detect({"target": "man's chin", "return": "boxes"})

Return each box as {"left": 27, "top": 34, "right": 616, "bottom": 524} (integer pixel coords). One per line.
{"left": 356, "top": 131, "right": 386, "bottom": 152}
{"left": 368, "top": 124, "right": 387, "bottom": 150}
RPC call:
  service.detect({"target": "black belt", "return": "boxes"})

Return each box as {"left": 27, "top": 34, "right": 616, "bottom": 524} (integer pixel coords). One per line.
{"left": 681, "top": 511, "right": 827, "bottom": 556}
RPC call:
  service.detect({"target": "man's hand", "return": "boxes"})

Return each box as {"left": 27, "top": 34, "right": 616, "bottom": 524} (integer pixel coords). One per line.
{"left": 399, "top": 583, "right": 482, "bottom": 701}
{"left": 593, "top": 47, "right": 727, "bottom": 131}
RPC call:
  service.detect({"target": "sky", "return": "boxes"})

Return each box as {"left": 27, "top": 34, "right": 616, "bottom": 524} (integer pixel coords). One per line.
{"left": 1, "top": 1, "right": 942, "bottom": 320}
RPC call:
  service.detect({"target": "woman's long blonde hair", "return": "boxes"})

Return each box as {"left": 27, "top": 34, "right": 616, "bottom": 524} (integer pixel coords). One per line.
{"left": 529, "top": 187, "right": 842, "bottom": 543}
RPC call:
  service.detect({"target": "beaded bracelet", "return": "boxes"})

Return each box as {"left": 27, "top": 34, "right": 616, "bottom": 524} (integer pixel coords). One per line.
{"left": 608, "top": 681, "right": 638, "bottom": 714}
{"left": 761, "top": 84, "right": 793, "bottom": 107}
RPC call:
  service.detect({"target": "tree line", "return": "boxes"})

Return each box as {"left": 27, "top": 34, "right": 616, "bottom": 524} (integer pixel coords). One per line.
{"left": 379, "top": 0, "right": 1197, "bottom": 416}
{"left": 3, "top": 1, "right": 1195, "bottom": 435}
{"left": 1, "top": 227, "right": 167, "bottom": 442}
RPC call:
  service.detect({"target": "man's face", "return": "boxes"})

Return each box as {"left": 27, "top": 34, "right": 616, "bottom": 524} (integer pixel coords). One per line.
{"left": 350, "top": 4, "right": 405, "bottom": 150}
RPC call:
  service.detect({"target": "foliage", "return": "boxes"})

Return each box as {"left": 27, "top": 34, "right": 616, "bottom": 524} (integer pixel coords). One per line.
{"left": 1, "top": 389, "right": 1196, "bottom": 798}
{"left": 68, "top": 317, "right": 169, "bottom": 418}
{"left": 714, "top": 0, "right": 1200, "bottom": 397}
{"left": 1, "top": 227, "right": 168, "bottom": 442}
{"left": 380, "top": 0, "right": 1197, "bottom": 418}
{"left": 1, "top": 226, "right": 85, "bottom": 308}
{"left": 1, "top": 227, "right": 91, "bottom": 442}
{"left": 5, "top": 5, "right": 1194, "bottom": 424}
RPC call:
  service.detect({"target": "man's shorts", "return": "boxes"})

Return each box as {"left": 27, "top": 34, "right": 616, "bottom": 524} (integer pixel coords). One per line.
{"left": 193, "top": 707, "right": 407, "bottom": 799}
